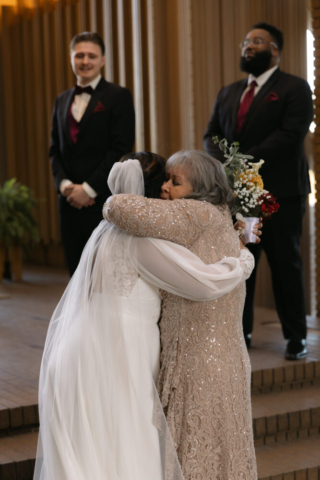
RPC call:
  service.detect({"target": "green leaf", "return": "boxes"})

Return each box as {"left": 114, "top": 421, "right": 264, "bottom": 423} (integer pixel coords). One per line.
{"left": 0, "top": 179, "right": 40, "bottom": 247}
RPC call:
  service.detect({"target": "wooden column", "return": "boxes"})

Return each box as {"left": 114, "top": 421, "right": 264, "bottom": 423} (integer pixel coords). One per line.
{"left": 312, "top": 0, "right": 320, "bottom": 310}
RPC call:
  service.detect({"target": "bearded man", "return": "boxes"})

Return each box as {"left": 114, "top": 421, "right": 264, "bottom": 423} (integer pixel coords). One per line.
{"left": 204, "top": 22, "right": 313, "bottom": 360}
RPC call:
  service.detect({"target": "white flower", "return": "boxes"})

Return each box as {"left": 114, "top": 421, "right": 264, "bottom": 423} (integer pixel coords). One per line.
{"left": 248, "top": 159, "right": 265, "bottom": 172}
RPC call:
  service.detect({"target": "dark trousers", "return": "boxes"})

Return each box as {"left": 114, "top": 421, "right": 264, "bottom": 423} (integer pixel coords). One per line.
{"left": 243, "top": 195, "right": 307, "bottom": 341}
{"left": 59, "top": 195, "right": 106, "bottom": 276}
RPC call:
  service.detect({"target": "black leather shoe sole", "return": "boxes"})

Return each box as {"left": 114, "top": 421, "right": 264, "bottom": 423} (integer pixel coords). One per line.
{"left": 285, "top": 348, "right": 307, "bottom": 360}
{"left": 285, "top": 339, "right": 307, "bottom": 361}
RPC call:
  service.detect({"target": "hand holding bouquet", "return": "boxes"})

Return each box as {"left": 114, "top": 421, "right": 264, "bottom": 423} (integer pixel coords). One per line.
{"left": 213, "top": 137, "right": 279, "bottom": 242}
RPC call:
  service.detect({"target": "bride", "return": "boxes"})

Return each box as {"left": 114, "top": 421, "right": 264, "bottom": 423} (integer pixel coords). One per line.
{"left": 33, "top": 152, "right": 254, "bottom": 480}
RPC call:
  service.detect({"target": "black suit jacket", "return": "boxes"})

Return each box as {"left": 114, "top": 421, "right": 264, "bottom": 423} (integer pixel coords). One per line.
{"left": 204, "top": 69, "right": 313, "bottom": 198}
{"left": 49, "top": 77, "right": 135, "bottom": 199}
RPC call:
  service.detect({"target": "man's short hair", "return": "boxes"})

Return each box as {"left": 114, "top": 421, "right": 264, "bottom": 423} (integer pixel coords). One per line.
{"left": 70, "top": 32, "right": 105, "bottom": 55}
{"left": 252, "top": 22, "right": 284, "bottom": 52}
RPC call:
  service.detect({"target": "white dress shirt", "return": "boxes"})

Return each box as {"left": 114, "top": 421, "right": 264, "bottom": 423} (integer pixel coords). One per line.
{"left": 240, "top": 65, "right": 278, "bottom": 102}
{"left": 60, "top": 74, "right": 102, "bottom": 199}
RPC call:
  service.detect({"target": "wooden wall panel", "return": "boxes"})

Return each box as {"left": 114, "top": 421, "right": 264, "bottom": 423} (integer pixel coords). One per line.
{"left": 102, "top": 0, "right": 114, "bottom": 82}
{"left": 132, "top": 0, "right": 146, "bottom": 151}
{"left": 0, "top": 0, "right": 314, "bottom": 314}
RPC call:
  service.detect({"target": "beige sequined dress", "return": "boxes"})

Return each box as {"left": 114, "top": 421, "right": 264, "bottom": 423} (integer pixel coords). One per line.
{"left": 105, "top": 195, "right": 257, "bottom": 480}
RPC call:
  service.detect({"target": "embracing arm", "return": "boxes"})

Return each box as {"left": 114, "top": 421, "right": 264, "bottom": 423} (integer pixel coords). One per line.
{"left": 133, "top": 237, "right": 254, "bottom": 301}
{"left": 104, "top": 195, "right": 214, "bottom": 247}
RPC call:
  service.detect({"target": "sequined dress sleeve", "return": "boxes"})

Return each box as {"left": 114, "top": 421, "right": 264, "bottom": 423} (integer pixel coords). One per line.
{"left": 104, "top": 194, "right": 218, "bottom": 248}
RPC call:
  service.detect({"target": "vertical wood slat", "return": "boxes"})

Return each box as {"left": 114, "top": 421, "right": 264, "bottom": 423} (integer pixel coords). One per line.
{"left": 131, "top": 0, "right": 144, "bottom": 150}
{"left": 176, "top": 0, "right": 195, "bottom": 149}
{"left": 165, "top": 0, "right": 181, "bottom": 154}
{"left": 312, "top": 0, "right": 320, "bottom": 310}
{"left": 21, "top": 17, "right": 37, "bottom": 196}
{"left": 0, "top": 14, "right": 6, "bottom": 184}
{"left": 102, "top": 0, "right": 114, "bottom": 82}
{"left": 43, "top": 5, "right": 60, "bottom": 242}
{"left": 89, "top": 0, "right": 97, "bottom": 31}
{"left": 13, "top": 22, "right": 28, "bottom": 184}
{"left": 116, "top": 0, "right": 127, "bottom": 87}
{"left": 191, "top": 0, "right": 223, "bottom": 150}
{"left": 145, "top": 0, "right": 171, "bottom": 158}
{"left": 145, "top": 0, "right": 157, "bottom": 152}
{"left": 1, "top": 7, "right": 17, "bottom": 180}
{"left": 33, "top": 8, "right": 50, "bottom": 241}
{"left": 63, "top": 2, "right": 74, "bottom": 87}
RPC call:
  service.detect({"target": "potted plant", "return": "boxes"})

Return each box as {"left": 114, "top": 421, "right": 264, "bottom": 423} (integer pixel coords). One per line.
{"left": 0, "top": 179, "right": 40, "bottom": 281}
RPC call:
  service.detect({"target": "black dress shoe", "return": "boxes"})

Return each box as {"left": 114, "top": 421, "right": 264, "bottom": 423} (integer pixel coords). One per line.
{"left": 285, "top": 339, "right": 307, "bottom": 360}
{"left": 244, "top": 334, "right": 252, "bottom": 348}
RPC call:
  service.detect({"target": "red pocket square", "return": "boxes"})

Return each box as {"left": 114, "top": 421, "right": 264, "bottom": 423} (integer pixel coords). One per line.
{"left": 265, "top": 92, "right": 279, "bottom": 102}
{"left": 93, "top": 101, "right": 106, "bottom": 112}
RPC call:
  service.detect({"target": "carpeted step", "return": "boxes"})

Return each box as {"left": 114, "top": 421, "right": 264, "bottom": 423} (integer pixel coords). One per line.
{"left": 0, "top": 401, "right": 38, "bottom": 437}
{"left": 252, "top": 384, "right": 320, "bottom": 445}
{"left": 251, "top": 360, "right": 320, "bottom": 395}
{"left": 0, "top": 431, "right": 38, "bottom": 480}
{"left": 256, "top": 435, "right": 320, "bottom": 479}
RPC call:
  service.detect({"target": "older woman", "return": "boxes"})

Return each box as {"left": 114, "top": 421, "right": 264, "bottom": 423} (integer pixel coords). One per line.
{"left": 105, "top": 150, "right": 257, "bottom": 480}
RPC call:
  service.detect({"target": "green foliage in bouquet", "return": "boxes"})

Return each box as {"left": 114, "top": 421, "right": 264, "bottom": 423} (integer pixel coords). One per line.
{"left": 213, "top": 136, "right": 264, "bottom": 218}
{"left": 213, "top": 136, "right": 254, "bottom": 187}
{"left": 0, "top": 179, "right": 40, "bottom": 247}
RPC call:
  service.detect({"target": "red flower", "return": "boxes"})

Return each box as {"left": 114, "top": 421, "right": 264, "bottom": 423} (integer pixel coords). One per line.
{"left": 259, "top": 193, "right": 280, "bottom": 221}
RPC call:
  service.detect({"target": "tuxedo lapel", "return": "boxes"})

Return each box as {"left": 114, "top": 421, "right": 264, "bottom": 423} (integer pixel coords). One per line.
{"left": 62, "top": 87, "right": 76, "bottom": 147}
{"left": 239, "top": 69, "right": 282, "bottom": 140}
{"left": 231, "top": 79, "right": 247, "bottom": 139}
{"left": 78, "top": 78, "right": 108, "bottom": 136}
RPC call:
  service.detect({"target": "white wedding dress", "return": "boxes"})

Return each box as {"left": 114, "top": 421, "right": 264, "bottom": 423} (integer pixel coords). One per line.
{"left": 33, "top": 161, "right": 254, "bottom": 480}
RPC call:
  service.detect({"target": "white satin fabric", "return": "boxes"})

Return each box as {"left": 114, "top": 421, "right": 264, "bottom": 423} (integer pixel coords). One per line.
{"left": 34, "top": 160, "right": 253, "bottom": 480}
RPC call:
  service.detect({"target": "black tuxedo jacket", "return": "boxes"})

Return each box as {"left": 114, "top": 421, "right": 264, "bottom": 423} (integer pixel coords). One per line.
{"left": 204, "top": 69, "right": 313, "bottom": 198}
{"left": 49, "top": 77, "right": 135, "bottom": 198}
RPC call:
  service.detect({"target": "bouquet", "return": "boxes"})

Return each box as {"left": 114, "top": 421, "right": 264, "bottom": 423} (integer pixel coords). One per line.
{"left": 213, "top": 137, "right": 279, "bottom": 242}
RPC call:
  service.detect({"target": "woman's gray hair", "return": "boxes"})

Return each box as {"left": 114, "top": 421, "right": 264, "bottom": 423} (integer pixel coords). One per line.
{"left": 166, "top": 150, "right": 235, "bottom": 210}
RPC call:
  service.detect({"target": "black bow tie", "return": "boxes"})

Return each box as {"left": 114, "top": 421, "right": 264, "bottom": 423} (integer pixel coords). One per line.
{"left": 74, "top": 84, "right": 94, "bottom": 95}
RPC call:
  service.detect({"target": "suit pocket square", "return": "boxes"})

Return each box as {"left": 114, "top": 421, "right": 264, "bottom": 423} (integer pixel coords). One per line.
{"left": 93, "top": 101, "right": 106, "bottom": 112}
{"left": 265, "top": 92, "right": 279, "bottom": 102}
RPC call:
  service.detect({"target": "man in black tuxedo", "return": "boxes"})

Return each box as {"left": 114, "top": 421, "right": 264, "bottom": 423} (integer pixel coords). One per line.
{"left": 204, "top": 22, "right": 313, "bottom": 360}
{"left": 50, "top": 32, "right": 135, "bottom": 276}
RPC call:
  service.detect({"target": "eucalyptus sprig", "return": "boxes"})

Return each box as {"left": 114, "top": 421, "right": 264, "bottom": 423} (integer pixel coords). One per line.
{"left": 212, "top": 136, "right": 254, "bottom": 188}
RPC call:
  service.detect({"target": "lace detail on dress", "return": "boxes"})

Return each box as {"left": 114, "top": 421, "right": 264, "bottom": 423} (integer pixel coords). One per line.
{"left": 239, "top": 249, "right": 255, "bottom": 281}
{"left": 105, "top": 195, "right": 257, "bottom": 480}
{"left": 107, "top": 233, "right": 138, "bottom": 297}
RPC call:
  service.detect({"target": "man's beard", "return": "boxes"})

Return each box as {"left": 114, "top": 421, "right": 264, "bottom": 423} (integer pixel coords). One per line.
{"left": 240, "top": 50, "right": 272, "bottom": 77}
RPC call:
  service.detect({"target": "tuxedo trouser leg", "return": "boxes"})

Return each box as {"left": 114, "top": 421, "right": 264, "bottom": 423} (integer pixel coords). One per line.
{"left": 242, "top": 242, "right": 263, "bottom": 336}
{"left": 59, "top": 196, "right": 105, "bottom": 276}
{"left": 261, "top": 196, "right": 307, "bottom": 340}
{"left": 243, "top": 195, "right": 307, "bottom": 340}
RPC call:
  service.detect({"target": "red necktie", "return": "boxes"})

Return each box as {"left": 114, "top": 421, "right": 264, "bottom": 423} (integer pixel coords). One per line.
{"left": 237, "top": 80, "right": 257, "bottom": 133}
